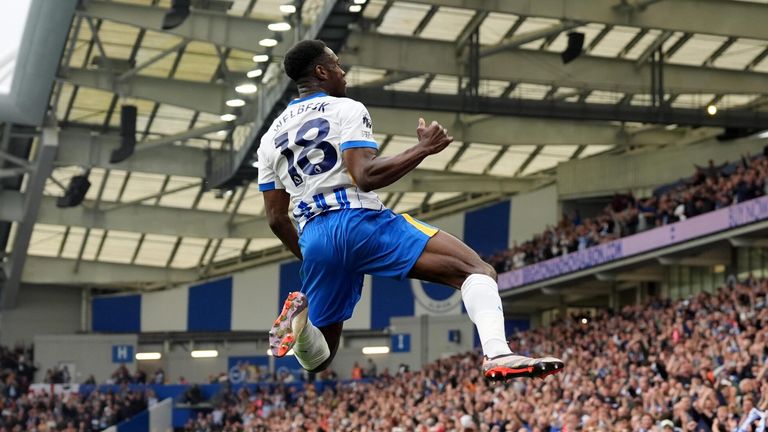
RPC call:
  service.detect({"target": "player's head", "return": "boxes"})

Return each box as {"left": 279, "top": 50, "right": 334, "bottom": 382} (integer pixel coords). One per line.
{"left": 283, "top": 40, "right": 346, "bottom": 97}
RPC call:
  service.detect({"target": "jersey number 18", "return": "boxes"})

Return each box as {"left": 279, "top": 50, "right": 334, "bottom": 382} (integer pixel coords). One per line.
{"left": 274, "top": 117, "right": 337, "bottom": 187}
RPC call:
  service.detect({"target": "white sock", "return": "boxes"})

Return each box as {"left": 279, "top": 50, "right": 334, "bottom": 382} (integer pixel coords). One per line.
{"left": 293, "top": 320, "right": 330, "bottom": 370}
{"left": 461, "top": 274, "right": 512, "bottom": 358}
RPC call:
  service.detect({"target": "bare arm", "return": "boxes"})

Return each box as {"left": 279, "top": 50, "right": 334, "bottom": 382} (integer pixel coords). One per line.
{"left": 263, "top": 189, "right": 302, "bottom": 260}
{"left": 343, "top": 118, "right": 453, "bottom": 192}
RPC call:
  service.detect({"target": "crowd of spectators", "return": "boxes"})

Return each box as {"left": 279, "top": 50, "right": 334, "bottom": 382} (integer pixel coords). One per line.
{"left": 2, "top": 278, "right": 766, "bottom": 431}
{"left": 0, "top": 346, "right": 155, "bottom": 430}
{"left": 0, "top": 384, "right": 150, "bottom": 431}
{"left": 0, "top": 346, "right": 35, "bottom": 402}
{"left": 486, "top": 156, "right": 768, "bottom": 273}
{"left": 103, "top": 364, "right": 166, "bottom": 386}
{"left": 178, "top": 276, "right": 768, "bottom": 432}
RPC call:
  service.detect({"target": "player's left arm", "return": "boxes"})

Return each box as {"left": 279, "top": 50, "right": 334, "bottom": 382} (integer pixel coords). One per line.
{"left": 344, "top": 118, "right": 452, "bottom": 192}
{"left": 263, "top": 189, "right": 302, "bottom": 260}
{"left": 339, "top": 101, "right": 451, "bottom": 192}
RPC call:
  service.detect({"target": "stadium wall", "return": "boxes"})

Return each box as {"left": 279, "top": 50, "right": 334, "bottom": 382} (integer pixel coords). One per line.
{"left": 508, "top": 184, "right": 558, "bottom": 245}
{"left": 0, "top": 284, "right": 82, "bottom": 345}
{"left": 33, "top": 334, "right": 138, "bottom": 383}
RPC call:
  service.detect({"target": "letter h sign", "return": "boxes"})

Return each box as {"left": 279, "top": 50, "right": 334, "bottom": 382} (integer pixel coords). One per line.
{"left": 112, "top": 345, "right": 134, "bottom": 363}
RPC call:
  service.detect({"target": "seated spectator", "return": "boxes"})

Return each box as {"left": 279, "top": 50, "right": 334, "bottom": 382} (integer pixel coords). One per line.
{"left": 364, "top": 358, "right": 377, "bottom": 378}
{"left": 180, "top": 384, "right": 204, "bottom": 405}
{"left": 153, "top": 367, "right": 165, "bottom": 385}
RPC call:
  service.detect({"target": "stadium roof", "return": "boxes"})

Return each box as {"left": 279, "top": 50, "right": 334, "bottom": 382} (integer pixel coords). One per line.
{"left": 4, "top": 0, "right": 768, "bottom": 290}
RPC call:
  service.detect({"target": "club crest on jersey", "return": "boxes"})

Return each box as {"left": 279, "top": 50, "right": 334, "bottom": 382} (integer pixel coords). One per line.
{"left": 362, "top": 115, "right": 372, "bottom": 129}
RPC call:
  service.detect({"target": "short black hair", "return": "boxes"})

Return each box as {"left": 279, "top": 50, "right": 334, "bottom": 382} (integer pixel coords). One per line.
{"left": 283, "top": 40, "right": 327, "bottom": 82}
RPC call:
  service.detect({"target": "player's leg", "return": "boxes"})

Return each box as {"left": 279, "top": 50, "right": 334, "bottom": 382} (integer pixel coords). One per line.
{"left": 269, "top": 291, "right": 342, "bottom": 372}
{"left": 307, "top": 322, "right": 343, "bottom": 373}
{"left": 406, "top": 229, "right": 495, "bottom": 289}
{"left": 270, "top": 212, "right": 362, "bottom": 372}
{"left": 407, "top": 229, "right": 564, "bottom": 381}
{"left": 270, "top": 291, "right": 330, "bottom": 369}
{"left": 351, "top": 209, "right": 562, "bottom": 380}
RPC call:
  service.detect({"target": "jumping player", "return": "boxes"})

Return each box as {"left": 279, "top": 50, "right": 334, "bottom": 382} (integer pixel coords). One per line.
{"left": 259, "top": 40, "right": 563, "bottom": 381}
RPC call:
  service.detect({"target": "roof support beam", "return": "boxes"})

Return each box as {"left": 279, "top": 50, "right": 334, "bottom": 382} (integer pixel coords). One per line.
{"left": 345, "top": 32, "right": 768, "bottom": 96}
{"left": 358, "top": 72, "right": 422, "bottom": 88}
{"left": 0, "top": 191, "right": 273, "bottom": 239}
{"left": 134, "top": 122, "right": 231, "bottom": 153}
{"left": 413, "top": 5, "right": 439, "bottom": 36}
{"left": 456, "top": 11, "right": 489, "bottom": 52}
{"left": 354, "top": 88, "right": 765, "bottom": 131}
{"left": 117, "top": 38, "right": 190, "bottom": 82}
{"left": 481, "top": 20, "right": 581, "bottom": 58}
{"left": 56, "top": 128, "right": 214, "bottom": 178}
{"left": 0, "top": 171, "right": 542, "bottom": 242}
{"left": 703, "top": 37, "right": 737, "bottom": 67}
{"left": 2, "top": 126, "right": 59, "bottom": 308}
{"left": 404, "top": 0, "right": 768, "bottom": 41}
{"left": 379, "top": 169, "right": 547, "bottom": 193}
{"left": 56, "top": 121, "right": 579, "bottom": 186}
{"left": 58, "top": 68, "right": 230, "bottom": 114}
{"left": 368, "top": 107, "right": 683, "bottom": 147}
{"left": 78, "top": 0, "right": 276, "bottom": 55}
{"left": 585, "top": 25, "right": 613, "bottom": 54}
{"left": 664, "top": 33, "right": 693, "bottom": 59}
{"left": 634, "top": 30, "right": 672, "bottom": 67}
{"left": 22, "top": 256, "right": 196, "bottom": 285}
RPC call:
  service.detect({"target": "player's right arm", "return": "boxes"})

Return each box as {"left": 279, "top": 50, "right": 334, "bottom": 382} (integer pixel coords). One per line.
{"left": 343, "top": 118, "right": 453, "bottom": 192}
{"left": 263, "top": 189, "right": 302, "bottom": 260}
{"left": 258, "top": 142, "right": 302, "bottom": 260}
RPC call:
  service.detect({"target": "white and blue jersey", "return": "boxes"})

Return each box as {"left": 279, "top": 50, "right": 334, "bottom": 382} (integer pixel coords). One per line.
{"left": 258, "top": 92, "right": 440, "bottom": 327}
{"left": 257, "top": 92, "right": 384, "bottom": 230}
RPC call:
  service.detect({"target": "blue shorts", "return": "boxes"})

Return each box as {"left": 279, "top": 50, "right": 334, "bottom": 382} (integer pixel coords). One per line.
{"left": 298, "top": 208, "right": 438, "bottom": 327}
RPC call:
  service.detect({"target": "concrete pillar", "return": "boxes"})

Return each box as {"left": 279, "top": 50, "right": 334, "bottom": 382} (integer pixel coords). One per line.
{"left": 529, "top": 312, "right": 543, "bottom": 329}
{"left": 557, "top": 295, "right": 567, "bottom": 321}
{"left": 608, "top": 283, "right": 618, "bottom": 311}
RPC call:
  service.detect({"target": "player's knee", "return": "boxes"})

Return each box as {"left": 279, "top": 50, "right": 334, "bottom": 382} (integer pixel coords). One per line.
{"left": 467, "top": 261, "right": 498, "bottom": 280}
{"left": 484, "top": 263, "right": 498, "bottom": 281}
{"left": 307, "top": 358, "right": 332, "bottom": 374}
{"left": 469, "top": 261, "right": 497, "bottom": 281}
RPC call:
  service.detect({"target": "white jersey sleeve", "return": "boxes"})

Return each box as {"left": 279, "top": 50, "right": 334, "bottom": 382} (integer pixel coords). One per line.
{"left": 338, "top": 101, "right": 377, "bottom": 152}
{"left": 256, "top": 136, "right": 284, "bottom": 192}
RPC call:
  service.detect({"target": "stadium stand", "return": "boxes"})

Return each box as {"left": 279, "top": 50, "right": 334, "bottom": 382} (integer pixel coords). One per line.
{"left": 8, "top": 263, "right": 768, "bottom": 423}
{"left": 0, "top": 347, "right": 162, "bottom": 431}
{"left": 0, "top": 385, "right": 149, "bottom": 431}
{"left": 201, "top": 277, "right": 766, "bottom": 432}
{"left": 107, "top": 276, "right": 763, "bottom": 432}
{"left": 1, "top": 276, "right": 765, "bottom": 431}
{"left": 487, "top": 155, "right": 768, "bottom": 273}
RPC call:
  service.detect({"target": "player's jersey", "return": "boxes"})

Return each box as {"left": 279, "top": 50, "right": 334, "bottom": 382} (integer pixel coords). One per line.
{"left": 257, "top": 92, "right": 384, "bottom": 229}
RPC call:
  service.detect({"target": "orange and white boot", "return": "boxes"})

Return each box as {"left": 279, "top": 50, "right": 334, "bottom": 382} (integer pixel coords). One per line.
{"left": 482, "top": 353, "right": 564, "bottom": 381}
{"left": 269, "top": 292, "right": 308, "bottom": 357}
